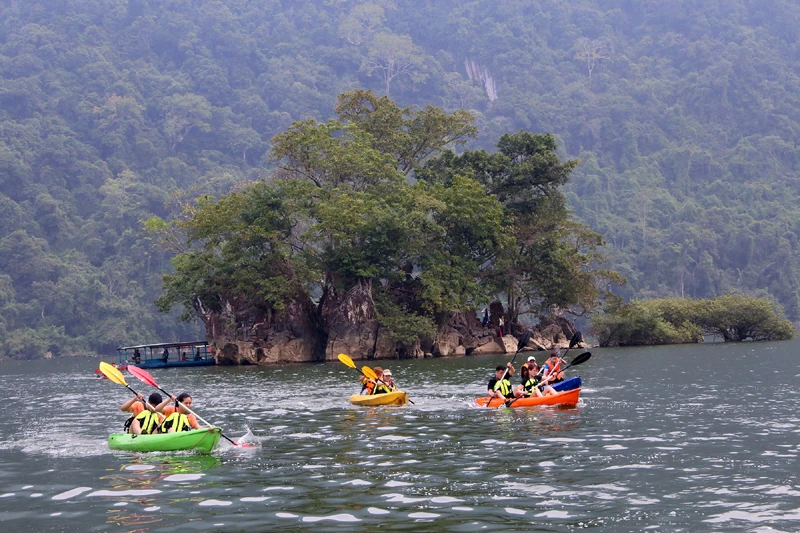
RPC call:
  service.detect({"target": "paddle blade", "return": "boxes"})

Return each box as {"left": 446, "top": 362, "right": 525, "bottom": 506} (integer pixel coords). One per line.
{"left": 99, "top": 362, "right": 127, "bottom": 386}
{"left": 127, "top": 364, "right": 159, "bottom": 388}
{"left": 361, "top": 366, "right": 378, "bottom": 380}
{"left": 337, "top": 353, "right": 357, "bottom": 369}
{"left": 567, "top": 351, "right": 592, "bottom": 368}
{"left": 516, "top": 330, "right": 532, "bottom": 353}
{"left": 568, "top": 330, "right": 583, "bottom": 349}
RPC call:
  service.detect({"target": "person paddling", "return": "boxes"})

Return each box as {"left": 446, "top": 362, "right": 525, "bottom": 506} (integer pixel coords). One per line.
{"left": 379, "top": 369, "right": 397, "bottom": 392}
{"left": 488, "top": 363, "right": 515, "bottom": 400}
{"left": 120, "top": 392, "right": 170, "bottom": 435}
{"left": 160, "top": 392, "right": 202, "bottom": 433}
{"left": 540, "top": 350, "right": 566, "bottom": 385}
{"left": 360, "top": 366, "right": 383, "bottom": 394}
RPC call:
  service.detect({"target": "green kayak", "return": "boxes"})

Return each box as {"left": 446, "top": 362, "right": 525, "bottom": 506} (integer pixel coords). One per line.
{"left": 108, "top": 427, "right": 222, "bottom": 453}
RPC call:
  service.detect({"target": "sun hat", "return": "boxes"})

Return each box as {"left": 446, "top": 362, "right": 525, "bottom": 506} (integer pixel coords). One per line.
{"left": 527, "top": 356, "right": 536, "bottom": 362}
{"left": 383, "top": 369, "right": 392, "bottom": 377}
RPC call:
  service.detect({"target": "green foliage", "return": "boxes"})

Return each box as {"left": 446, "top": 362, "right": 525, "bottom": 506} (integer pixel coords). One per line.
{"left": 5, "top": 0, "right": 800, "bottom": 358}
{"left": 156, "top": 92, "right": 601, "bottom": 348}
{"left": 592, "top": 295, "right": 794, "bottom": 346}
{"left": 374, "top": 296, "right": 436, "bottom": 348}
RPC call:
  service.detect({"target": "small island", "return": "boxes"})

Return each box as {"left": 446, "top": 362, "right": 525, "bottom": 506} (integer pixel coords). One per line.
{"left": 590, "top": 294, "right": 794, "bottom": 346}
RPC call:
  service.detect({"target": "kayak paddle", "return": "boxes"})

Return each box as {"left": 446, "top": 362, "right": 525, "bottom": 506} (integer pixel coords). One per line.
{"left": 504, "top": 351, "right": 592, "bottom": 408}
{"left": 99, "top": 362, "right": 163, "bottom": 414}
{"left": 481, "top": 330, "right": 531, "bottom": 407}
{"left": 126, "top": 364, "right": 252, "bottom": 448}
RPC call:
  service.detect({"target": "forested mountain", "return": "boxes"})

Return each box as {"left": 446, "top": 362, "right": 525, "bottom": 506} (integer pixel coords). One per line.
{"left": 1, "top": 0, "right": 798, "bottom": 358}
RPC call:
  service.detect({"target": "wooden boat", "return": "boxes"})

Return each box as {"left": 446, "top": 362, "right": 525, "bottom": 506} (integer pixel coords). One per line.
{"left": 474, "top": 388, "right": 581, "bottom": 408}
{"left": 108, "top": 428, "right": 222, "bottom": 453}
{"left": 348, "top": 391, "right": 409, "bottom": 406}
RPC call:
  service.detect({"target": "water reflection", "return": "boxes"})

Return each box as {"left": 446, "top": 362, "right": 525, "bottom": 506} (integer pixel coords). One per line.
{"left": 100, "top": 454, "right": 223, "bottom": 530}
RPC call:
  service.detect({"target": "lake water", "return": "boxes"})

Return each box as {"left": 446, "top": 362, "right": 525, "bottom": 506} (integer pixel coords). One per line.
{"left": 1, "top": 340, "right": 799, "bottom": 532}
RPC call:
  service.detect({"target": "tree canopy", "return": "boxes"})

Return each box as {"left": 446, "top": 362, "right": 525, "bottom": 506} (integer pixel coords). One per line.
{"left": 154, "top": 92, "right": 608, "bottom": 349}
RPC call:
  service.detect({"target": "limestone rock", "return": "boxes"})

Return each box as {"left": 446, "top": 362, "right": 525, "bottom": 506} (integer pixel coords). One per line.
{"left": 471, "top": 338, "right": 506, "bottom": 355}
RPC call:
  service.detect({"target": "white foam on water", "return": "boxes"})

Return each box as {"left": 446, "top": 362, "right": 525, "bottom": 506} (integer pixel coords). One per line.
{"left": 87, "top": 490, "right": 161, "bottom": 497}
{"left": 302, "top": 464, "right": 325, "bottom": 469}
{"left": 113, "top": 502, "right": 127, "bottom": 506}
{"left": 289, "top": 432, "right": 324, "bottom": 439}
{"left": 535, "top": 510, "right": 572, "bottom": 518}
{"left": 30, "top": 493, "right": 43, "bottom": 498}
{"left": 1, "top": 493, "right": 14, "bottom": 498}
{"left": 368, "top": 507, "right": 390, "bottom": 515}
{"left": 382, "top": 493, "right": 427, "bottom": 503}
{"left": 604, "top": 444, "right": 627, "bottom": 450}
{"left": 22, "top": 485, "right": 33, "bottom": 489}
{"left": 704, "top": 510, "right": 800, "bottom": 524}
{"left": 376, "top": 435, "right": 413, "bottom": 441}
{"left": 480, "top": 439, "right": 499, "bottom": 445}
{"left": 604, "top": 464, "right": 656, "bottom": 470}
{"left": 539, "top": 461, "right": 557, "bottom": 467}
{"left": 505, "top": 507, "right": 526, "bottom": 515}
{"left": 584, "top": 483, "right": 628, "bottom": 492}
{"left": 594, "top": 492, "right": 620, "bottom": 500}
{"left": 272, "top": 425, "right": 287, "bottom": 430}
{"left": 629, "top": 497, "right": 659, "bottom": 505}
{"left": 541, "top": 438, "right": 584, "bottom": 443}
{"left": 163, "top": 474, "right": 204, "bottom": 482}
{"left": 402, "top": 459, "right": 420, "bottom": 464}
{"left": 505, "top": 483, "right": 556, "bottom": 495}
{"left": 123, "top": 465, "right": 155, "bottom": 471}
{"left": 385, "top": 480, "right": 412, "bottom": 487}
{"left": 409, "top": 512, "right": 440, "bottom": 519}
{"left": 766, "top": 486, "right": 800, "bottom": 497}
{"left": 452, "top": 506, "right": 473, "bottom": 511}
{"left": 302, "top": 513, "right": 361, "bottom": 522}
{"left": 342, "top": 479, "right": 371, "bottom": 486}
{"left": 431, "top": 496, "right": 463, "bottom": 503}
{"left": 265, "top": 486, "right": 294, "bottom": 491}
{"left": 199, "top": 499, "right": 233, "bottom": 507}
{"left": 276, "top": 512, "right": 299, "bottom": 518}
{"left": 241, "top": 497, "right": 269, "bottom": 502}
{"left": 50, "top": 513, "right": 62, "bottom": 516}
{"left": 52, "top": 487, "right": 92, "bottom": 500}
{"left": 144, "top": 506, "right": 160, "bottom": 511}
{"left": 377, "top": 426, "right": 397, "bottom": 431}
{"left": 704, "top": 487, "right": 736, "bottom": 495}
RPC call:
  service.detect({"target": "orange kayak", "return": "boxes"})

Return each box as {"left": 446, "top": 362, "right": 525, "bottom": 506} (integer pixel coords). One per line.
{"left": 474, "top": 388, "right": 581, "bottom": 408}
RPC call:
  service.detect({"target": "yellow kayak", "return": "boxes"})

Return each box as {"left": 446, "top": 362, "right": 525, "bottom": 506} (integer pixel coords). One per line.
{"left": 349, "top": 391, "right": 409, "bottom": 406}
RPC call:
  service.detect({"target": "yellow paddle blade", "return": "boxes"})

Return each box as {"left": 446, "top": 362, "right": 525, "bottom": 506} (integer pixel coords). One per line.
{"left": 361, "top": 366, "right": 377, "bottom": 380}
{"left": 99, "top": 361, "right": 127, "bottom": 386}
{"left": 337, "top": 353, "right": 357, "bottom": 369}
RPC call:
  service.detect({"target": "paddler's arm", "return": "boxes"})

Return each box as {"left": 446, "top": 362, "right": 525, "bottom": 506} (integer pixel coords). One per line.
{"left": 120, "top": 393, "right": 143, "bottom": 412}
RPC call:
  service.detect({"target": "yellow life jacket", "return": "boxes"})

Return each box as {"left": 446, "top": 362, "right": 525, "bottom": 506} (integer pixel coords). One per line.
{"left": 374, "top": 383, "right": 392, "bottom": 395}
{"left": 162, "top": 412, "right": 192, "bottom": 433}
{"left": 524, "top": 376, "right": 541, "bottom": 393}
{"left": 493, "top": 378, "right": 512, "bottom": 397}
{"left": 133, "top": 409, "right": 160, "bottom": 435}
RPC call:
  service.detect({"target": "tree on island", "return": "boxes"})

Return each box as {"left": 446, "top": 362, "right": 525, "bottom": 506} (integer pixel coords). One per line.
{"left": 149, "top": 91, "right": 616, "bottom": 362}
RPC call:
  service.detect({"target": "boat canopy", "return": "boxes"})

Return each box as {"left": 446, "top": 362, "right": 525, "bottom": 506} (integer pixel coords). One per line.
{"left": 117, "top": 340, "right": 214, "bottom": 367}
